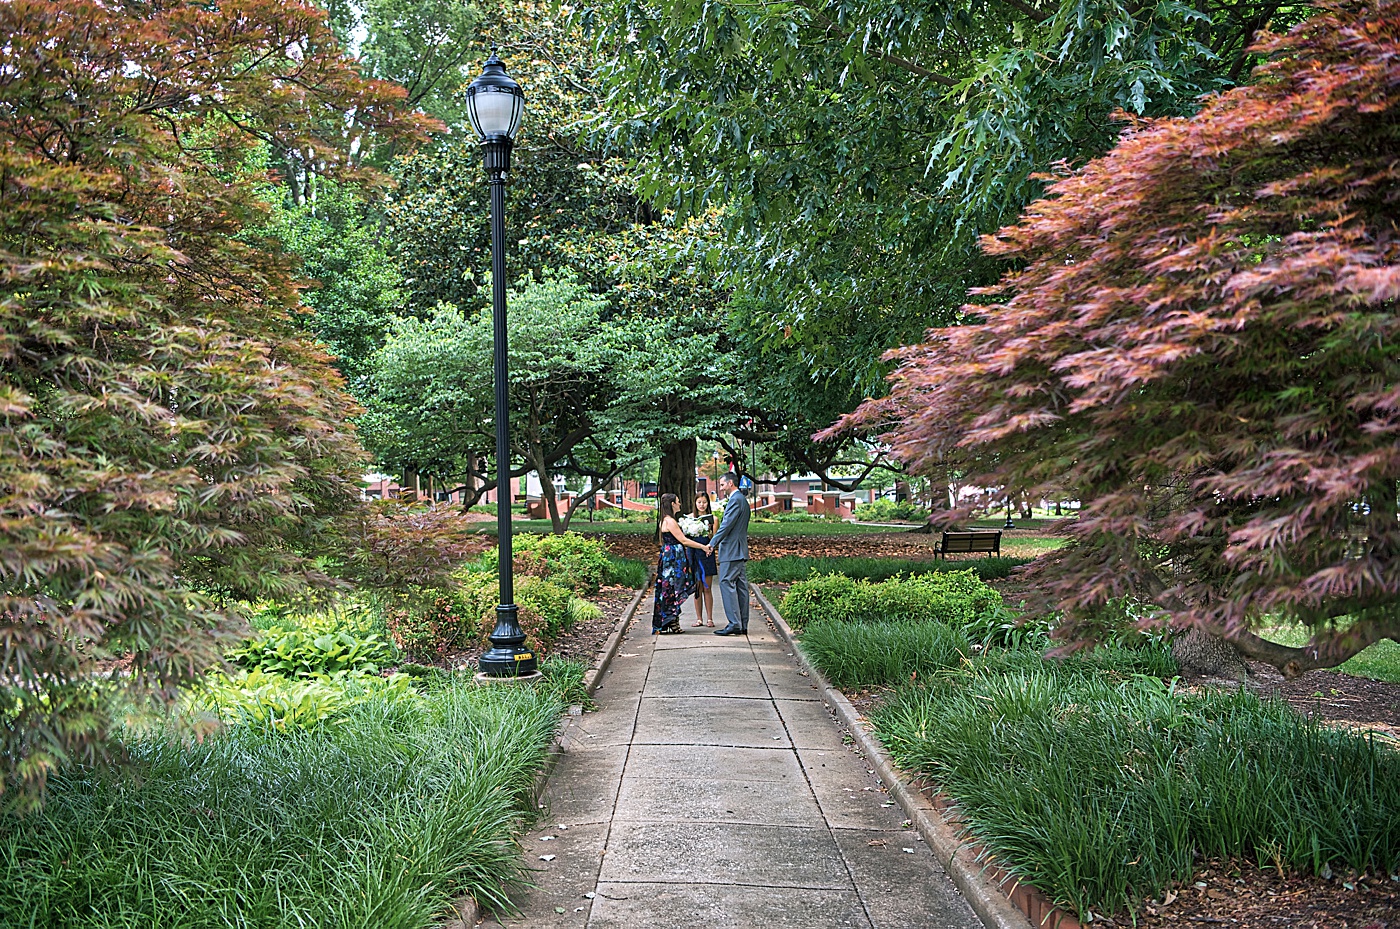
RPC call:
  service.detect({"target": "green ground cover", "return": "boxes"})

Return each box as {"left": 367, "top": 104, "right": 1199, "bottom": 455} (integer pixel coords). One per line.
{"left": 0, "top": 662, "right": 585, "bottom": 928}
{"left": 779, "top": 571, "right": 1399, "bottom": 922}
{"left": 1, "top": 534, "right": 644, "bottom": 927}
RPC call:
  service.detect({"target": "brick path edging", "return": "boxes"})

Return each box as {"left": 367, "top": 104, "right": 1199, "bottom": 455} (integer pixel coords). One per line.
{"left": 754, "top": 586, "right": 1084, "bottom": 929}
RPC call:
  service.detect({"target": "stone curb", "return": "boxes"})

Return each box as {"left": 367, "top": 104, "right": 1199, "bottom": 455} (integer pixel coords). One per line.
{"left": 449, "top": 574, "right": 652, "bottom": 929}
{"left": 753, "top": 585, "right": 1035, "bottom": 929}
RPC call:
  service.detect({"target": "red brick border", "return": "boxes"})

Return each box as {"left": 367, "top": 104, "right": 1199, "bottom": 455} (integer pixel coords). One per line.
{"left": 922, "top": 784, "right": 1083, "bottom": 929}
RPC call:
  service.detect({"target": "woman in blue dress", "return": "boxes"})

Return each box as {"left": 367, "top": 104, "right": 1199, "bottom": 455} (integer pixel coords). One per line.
{"left": 686, "top": 492, "right": 718, "bottom": 627}
{"left": 652, "top": 493, "right": 707, "bottom": 634}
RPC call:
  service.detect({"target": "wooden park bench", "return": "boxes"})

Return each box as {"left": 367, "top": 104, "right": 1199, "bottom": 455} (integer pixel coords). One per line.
{"left": 934, "top": 529, "right": 1002, "bottom": 559}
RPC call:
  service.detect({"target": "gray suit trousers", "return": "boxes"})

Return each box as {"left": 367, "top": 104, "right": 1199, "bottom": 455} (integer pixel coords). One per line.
{"left": 717, "top": 559, "right": 750, "bottom": 631}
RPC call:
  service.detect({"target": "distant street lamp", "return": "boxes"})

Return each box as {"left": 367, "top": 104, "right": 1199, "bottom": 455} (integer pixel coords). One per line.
{"left": 466, "top": 48, "right": 535, "bottom": 678}
{"left": 1003, "top": 500, "right": 1016, "bottom": 530}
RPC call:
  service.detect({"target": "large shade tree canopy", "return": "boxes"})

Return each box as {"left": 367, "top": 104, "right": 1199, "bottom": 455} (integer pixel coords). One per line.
{"left": 0, "top": 0, "right": 428, "bottom": 799}
{"left": 583, "top": 0, "right": 1313, "bottom": 394}
{"left": 831, "top": 0, "right": 1400, "bottom": 677}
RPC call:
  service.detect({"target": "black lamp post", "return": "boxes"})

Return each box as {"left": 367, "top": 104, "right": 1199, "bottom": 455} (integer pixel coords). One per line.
{"left": 1003, "top": 499, "right": 1016, "bottom": 530}
{"left": 466, "top": 48, "right": 536, "bottom": 678}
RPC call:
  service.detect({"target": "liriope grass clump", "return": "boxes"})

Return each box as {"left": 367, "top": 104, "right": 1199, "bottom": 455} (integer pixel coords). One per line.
{"left": 798, "top": 620, "right": 973, "bottom": 688}
{"left": 873, "top": 669, "right": 1400, "bottom": 921}
{"left": 0, "top": 666, "right": 584, "bottom": 929}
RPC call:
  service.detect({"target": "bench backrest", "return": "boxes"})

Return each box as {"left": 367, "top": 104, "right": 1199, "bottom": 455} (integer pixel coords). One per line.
{"left": 940, "top": 530, "right": 1001, "bottom": 554}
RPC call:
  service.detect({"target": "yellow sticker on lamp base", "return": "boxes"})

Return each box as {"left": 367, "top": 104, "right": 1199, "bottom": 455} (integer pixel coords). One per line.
{"left": 515, "top": 653, "right": 534, "bottom": 661}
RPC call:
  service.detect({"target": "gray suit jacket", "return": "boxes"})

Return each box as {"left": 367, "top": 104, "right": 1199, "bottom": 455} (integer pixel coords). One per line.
{"left": 709, "top": 489, "right": 750, "bottom": 563}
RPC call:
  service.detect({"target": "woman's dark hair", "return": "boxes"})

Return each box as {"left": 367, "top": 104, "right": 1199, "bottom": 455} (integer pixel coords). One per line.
{"left": 658, "top": 493, "right": 679, "bottom": 519}
{"left": 695, "top": 491, "right": 712, "bottom": 513}
{"left": 656, "top": 493, "right": 679, "bottom": 542}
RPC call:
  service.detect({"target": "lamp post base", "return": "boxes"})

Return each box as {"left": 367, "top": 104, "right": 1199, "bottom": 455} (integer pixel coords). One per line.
{"left": 478, "top": 604, "right": 539, "bottom": 677}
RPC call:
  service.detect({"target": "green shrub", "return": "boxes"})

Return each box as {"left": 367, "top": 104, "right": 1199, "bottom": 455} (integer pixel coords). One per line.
{"left": 1, "top": 680, "right": 570, "bottom": 926}
{"left": 778, "top": 572, "right": 869, "bottom": 628}
{"left": 196, "top": 669, "right": 420, "bottom": 730}
{"left": 384, "top": 573, "right": 580, "bottom": 662}
{"left": 516, "top": 576, "right": 575, "bottom": 641}
{"left": 853, "top": 498, "right": 929, "bottom": 521}
{"left": 779, "top": 570, "right": 1002, "bottom": 630}
{"left": 799, "top": 620, "right": 973, "bottom": 688}
{"left": 751, "top": 509, "right": 837, "bottom": 523}
{"left": 383, "top": 582, "right": 495, "bottom": 661}
{"left": 873, "top": 669, "right": 1400, "bottom": 920}
{"left": 478, "top": 531, "right": 612, "bottom": 594}
{"left": 567, "top": 597, "right": 603, "bottom": 625}
{"left": 750, "top": 555, "right": 1029, "bottom": 583}
{"left": 227, "top": 628, "right": 398, "bottom": 678}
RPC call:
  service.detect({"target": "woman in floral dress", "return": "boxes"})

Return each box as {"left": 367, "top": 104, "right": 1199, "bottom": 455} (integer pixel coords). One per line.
{"left": 652, "top": 493, "right": 707, "bottom": 634}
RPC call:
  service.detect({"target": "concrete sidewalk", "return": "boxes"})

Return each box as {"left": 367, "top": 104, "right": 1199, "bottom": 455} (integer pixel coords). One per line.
{"left": 483, "top": 593, "right": 984, "bottom": 929}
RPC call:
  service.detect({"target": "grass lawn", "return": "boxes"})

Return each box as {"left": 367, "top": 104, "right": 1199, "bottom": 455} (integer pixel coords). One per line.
{"left": 1260, "top": 624, "right": 1400, "bottom": 683}
{"left": 967, "top": 516, "right": 1073, "bottom": 531}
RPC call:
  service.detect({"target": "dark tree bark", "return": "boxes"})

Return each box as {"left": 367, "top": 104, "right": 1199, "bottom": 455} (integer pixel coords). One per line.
{"left": 1171, "top": 627, "right": 1249, "bottom": 681}
{"left": 659, "top": 437, "right": 698, "bottom": 515}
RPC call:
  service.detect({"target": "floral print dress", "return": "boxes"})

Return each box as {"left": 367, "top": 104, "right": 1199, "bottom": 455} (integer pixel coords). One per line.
{"left": 652, "top": 530, "right": 696, "bottom": 633}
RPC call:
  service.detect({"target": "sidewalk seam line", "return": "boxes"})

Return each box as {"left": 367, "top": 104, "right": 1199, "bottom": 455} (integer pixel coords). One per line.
{"left": 754, "top": 585, "right": 1034, "bottom": 929}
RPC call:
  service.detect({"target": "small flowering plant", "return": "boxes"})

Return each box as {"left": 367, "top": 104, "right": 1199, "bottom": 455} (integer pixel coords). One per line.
{"left": 678, "top": 515, "right": 709, "bottom": 537}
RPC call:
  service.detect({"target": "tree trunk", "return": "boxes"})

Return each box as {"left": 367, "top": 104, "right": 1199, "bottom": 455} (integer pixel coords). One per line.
{"left": 530, "top": 450, "right": 565, "bottom": 534}
{"left": 1171, "top": 627, "right": 1249, "bottom": 681}
{"left": 659, "top": 437, "right": 698, "bottom": 515}
{"left": 463, "top": 451, "right": 478, "bottom": 500}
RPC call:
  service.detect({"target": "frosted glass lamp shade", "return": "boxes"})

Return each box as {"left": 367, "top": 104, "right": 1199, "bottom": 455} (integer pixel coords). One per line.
{"left": 465, "top": 50, "right": 525, "bottom": 141}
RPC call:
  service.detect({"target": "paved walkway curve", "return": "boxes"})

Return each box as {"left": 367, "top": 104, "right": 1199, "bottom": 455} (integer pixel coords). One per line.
{"left": 485, "top": 593, "right": 983, "bottom": 929}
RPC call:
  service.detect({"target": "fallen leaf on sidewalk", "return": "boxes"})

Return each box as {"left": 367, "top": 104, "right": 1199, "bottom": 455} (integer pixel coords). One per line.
{"left": 540, "top": 855, "right": 556, "bottom": 862}
{"left": 868, "top": 839, "right": 887, "bottom": 847}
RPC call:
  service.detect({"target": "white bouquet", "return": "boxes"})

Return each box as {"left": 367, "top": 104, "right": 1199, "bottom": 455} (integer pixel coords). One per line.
{"left": 678, "top": 515, "right": 708, "bottom": 537}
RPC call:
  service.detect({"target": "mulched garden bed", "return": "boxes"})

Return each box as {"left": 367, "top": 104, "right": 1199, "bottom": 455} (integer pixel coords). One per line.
{"left": 543, "top": 586, "right": 640, "bottom": 668}
{"left": 1128, "top": 859, "right": 1398, "bottom": 929}
{"left": 753, "top": 569, "right": 1400, "bottom": 929}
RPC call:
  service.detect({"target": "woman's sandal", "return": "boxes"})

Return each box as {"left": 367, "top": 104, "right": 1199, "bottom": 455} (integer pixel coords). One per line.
{"left": 691, "top": 619, "right": 705, "bottom": 627}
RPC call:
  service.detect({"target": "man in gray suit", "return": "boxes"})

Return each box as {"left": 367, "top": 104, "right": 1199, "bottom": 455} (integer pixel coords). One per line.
{"left": 705, "top": 472, "right": 750, "bottom": 636}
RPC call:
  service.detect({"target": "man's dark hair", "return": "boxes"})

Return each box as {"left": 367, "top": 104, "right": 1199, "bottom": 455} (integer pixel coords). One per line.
{"left": 720, "top": 472, "right": 740, "bottom": 487}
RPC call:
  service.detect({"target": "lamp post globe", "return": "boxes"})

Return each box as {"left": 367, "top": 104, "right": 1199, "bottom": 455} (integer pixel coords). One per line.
{"left": 468, "top": 48, "right": 536, "bottom": 679}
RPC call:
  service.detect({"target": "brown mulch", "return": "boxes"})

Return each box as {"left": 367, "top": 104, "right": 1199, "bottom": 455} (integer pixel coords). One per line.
{"left": 543, "top": 586, "right": 639, "bottom": 668}
{"left": 1248, "top": 662, "right": 1400, "bottom": 736}
{"left": 1127, "top": 860, "right": 1399, "bottom": 929}
{"left": 408, "top": 585, "right": 641, "bottom": 673}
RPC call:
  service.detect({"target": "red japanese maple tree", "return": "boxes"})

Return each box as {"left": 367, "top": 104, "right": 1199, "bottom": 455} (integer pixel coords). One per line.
{"left": 0, "top": 0, "right": 430, "bottom": 798}
{"left": 831, "top": 0, "right": 1400, "bottom": 677}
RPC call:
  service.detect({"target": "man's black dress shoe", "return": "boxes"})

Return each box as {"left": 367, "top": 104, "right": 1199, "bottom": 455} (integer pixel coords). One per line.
{"left": 714, "top": 625, "right": 745, "bottom": 636}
